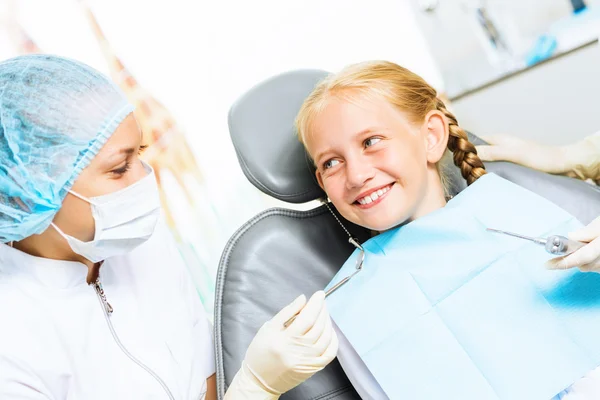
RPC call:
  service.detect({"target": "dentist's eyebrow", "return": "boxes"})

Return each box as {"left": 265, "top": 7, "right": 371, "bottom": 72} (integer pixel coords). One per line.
{"left": 101, "top": 147, "right": 138, "bottom": 168}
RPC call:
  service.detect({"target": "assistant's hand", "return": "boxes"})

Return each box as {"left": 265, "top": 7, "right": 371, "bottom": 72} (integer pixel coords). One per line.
{"left": 476, "top": 132, "right": 600, "bottom": 183}
{"left": 475, "top": 135, "right": 570, "bottom": 174}
{"left": 546, "top": 216, "right": 600, "bottom": 272}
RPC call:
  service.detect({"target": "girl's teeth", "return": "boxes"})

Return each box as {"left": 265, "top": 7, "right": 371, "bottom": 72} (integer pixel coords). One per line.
{"left": 358, "top": 185, "right": 391, "bottom": 205}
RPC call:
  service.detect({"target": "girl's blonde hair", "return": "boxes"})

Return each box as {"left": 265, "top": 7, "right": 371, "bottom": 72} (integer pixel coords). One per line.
{"left": 295, "top": 60, "right": 486, "bottom": 186}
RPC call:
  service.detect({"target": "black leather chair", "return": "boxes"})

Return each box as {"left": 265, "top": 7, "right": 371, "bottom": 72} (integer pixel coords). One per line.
{"left": 215, "top": 69, "right": 600, "bottom": 400}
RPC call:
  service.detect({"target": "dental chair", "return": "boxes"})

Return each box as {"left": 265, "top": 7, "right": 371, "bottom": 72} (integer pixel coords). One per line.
{"left": 215, "top": 69, "right": 600, "bottom": 400}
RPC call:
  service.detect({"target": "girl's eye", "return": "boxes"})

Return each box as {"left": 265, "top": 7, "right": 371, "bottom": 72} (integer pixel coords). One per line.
{"left": 323, "top": 159, "right": 340, "bottom": 170}
{"left": 138, "top": 144, "right": 149, "bottom": 155}
{"left": 364, "top": 137, "right": 381, "bottom": 148}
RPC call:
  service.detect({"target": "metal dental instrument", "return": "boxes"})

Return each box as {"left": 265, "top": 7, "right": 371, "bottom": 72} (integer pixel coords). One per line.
{"left": 326, "top": 237, "right": 365, "bottom": 296}
{"left": 283, "top": 236, "right": 365, "bottom": 328}
{"left": 486, "top": 228, "right": 586, "bottom": 256}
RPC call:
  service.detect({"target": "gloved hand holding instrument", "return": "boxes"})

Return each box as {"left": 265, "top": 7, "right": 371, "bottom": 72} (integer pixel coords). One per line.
{"left": 488, "top": 215, "right": 600, "bottom": 272}
{"left": 225, "top": 291, "right": 339, "bottom": 399}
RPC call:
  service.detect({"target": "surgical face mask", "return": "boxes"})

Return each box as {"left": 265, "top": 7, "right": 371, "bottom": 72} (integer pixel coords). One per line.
{"left": 52, "top": 161, "right": 161, "bottom": 263}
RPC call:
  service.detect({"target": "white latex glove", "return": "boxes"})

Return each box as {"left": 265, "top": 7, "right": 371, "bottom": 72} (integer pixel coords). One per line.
{"left": 224, "top": 291, "right": 338, "bottom": 399}
{"left": 546, "top": 216, "right": 600, "bottom": 272}
{"left": 475, "top": 132, "right": 600, "bottom": 182}
{"left": 475, "top": 134, "right": 570, "bottom": 174}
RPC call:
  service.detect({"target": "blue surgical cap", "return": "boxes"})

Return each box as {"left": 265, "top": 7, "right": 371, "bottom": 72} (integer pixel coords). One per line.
{"left": 0, "top": 54, "right": 135, "bottom": 243}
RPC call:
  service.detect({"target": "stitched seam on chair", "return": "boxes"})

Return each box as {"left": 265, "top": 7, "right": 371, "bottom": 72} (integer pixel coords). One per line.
{"left": 309, "top": 384, "right": 354, "bottom": 400}
{"left": 214, "top": 205, "right": 333, "bottom": 398}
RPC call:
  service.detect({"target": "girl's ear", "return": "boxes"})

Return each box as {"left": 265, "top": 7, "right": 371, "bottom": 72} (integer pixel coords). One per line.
{"left": 316, "top": 169, "right": 325, "bottom": 191}
{"left": 422, "top": 110, "right": 449, "bottom": 164}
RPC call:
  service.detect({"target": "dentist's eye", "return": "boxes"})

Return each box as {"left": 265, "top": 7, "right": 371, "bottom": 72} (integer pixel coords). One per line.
{"left": 323, "top": 159, "right": 340, "bottom": 169}
{"left": 111, "top": 161, "right": 131, "bottom": 176}
{"left": 364, "top": 137, "right": 381, "bottom": 148}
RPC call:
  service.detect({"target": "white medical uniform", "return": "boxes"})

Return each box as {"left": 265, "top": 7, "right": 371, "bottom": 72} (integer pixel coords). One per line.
{"left": 0, "top": 218, "right": 215, "bottom": 399}
{"left": 335, "top": 325, "right": 600, "bottom": 400}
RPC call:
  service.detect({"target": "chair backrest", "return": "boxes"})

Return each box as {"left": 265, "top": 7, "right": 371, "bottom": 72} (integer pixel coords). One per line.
{"left": 215, "top": 70, "right": 600, "bottom": 399}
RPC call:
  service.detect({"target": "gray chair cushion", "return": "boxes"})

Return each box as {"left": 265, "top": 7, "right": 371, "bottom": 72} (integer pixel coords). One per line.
{"left": 228, "top": 69, "right": 329, "bottom": 204}
{"left": 216, "top": 69, "right": 600, "bottom": 400}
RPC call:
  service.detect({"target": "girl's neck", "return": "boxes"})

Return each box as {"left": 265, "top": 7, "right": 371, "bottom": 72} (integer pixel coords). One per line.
{"left": 374, "top": 170, "right": 448, "bottom": 236}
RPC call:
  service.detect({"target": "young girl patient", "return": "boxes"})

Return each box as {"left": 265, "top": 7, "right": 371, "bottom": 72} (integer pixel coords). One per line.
{"left": 295, "top": 61, "right": 600, "bottom": 399}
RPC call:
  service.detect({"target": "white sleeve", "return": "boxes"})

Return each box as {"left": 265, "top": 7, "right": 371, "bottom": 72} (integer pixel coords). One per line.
{"left": 0, "top": 355, "right": 53, "bottom": 400}
{"left": 160, "top": 218, "right": 216, "bottom": 380}
{"left": 185, "top": 273, "right": 216, "bottom": 380}
{"left": 178, "top": 246, "right": 216, "bottom": 399}
{"left": 566, "top": 130, "right": 600, "bottom": 182}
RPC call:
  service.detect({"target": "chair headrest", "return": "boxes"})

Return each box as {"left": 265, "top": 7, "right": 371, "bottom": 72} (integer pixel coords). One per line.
{"left": 228, "top": 69, "right": 468, "bottom": 203}
{"left": 228, "top": 69, "right": 329, "bottom": 203}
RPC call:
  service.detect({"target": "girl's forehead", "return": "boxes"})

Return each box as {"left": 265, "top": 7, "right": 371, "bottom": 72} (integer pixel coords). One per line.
{"left": 305, "top": 98, "right": 409, "bottom": 157}
{"left": 312, "top": 96, "right": 410, "bottom": 136}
